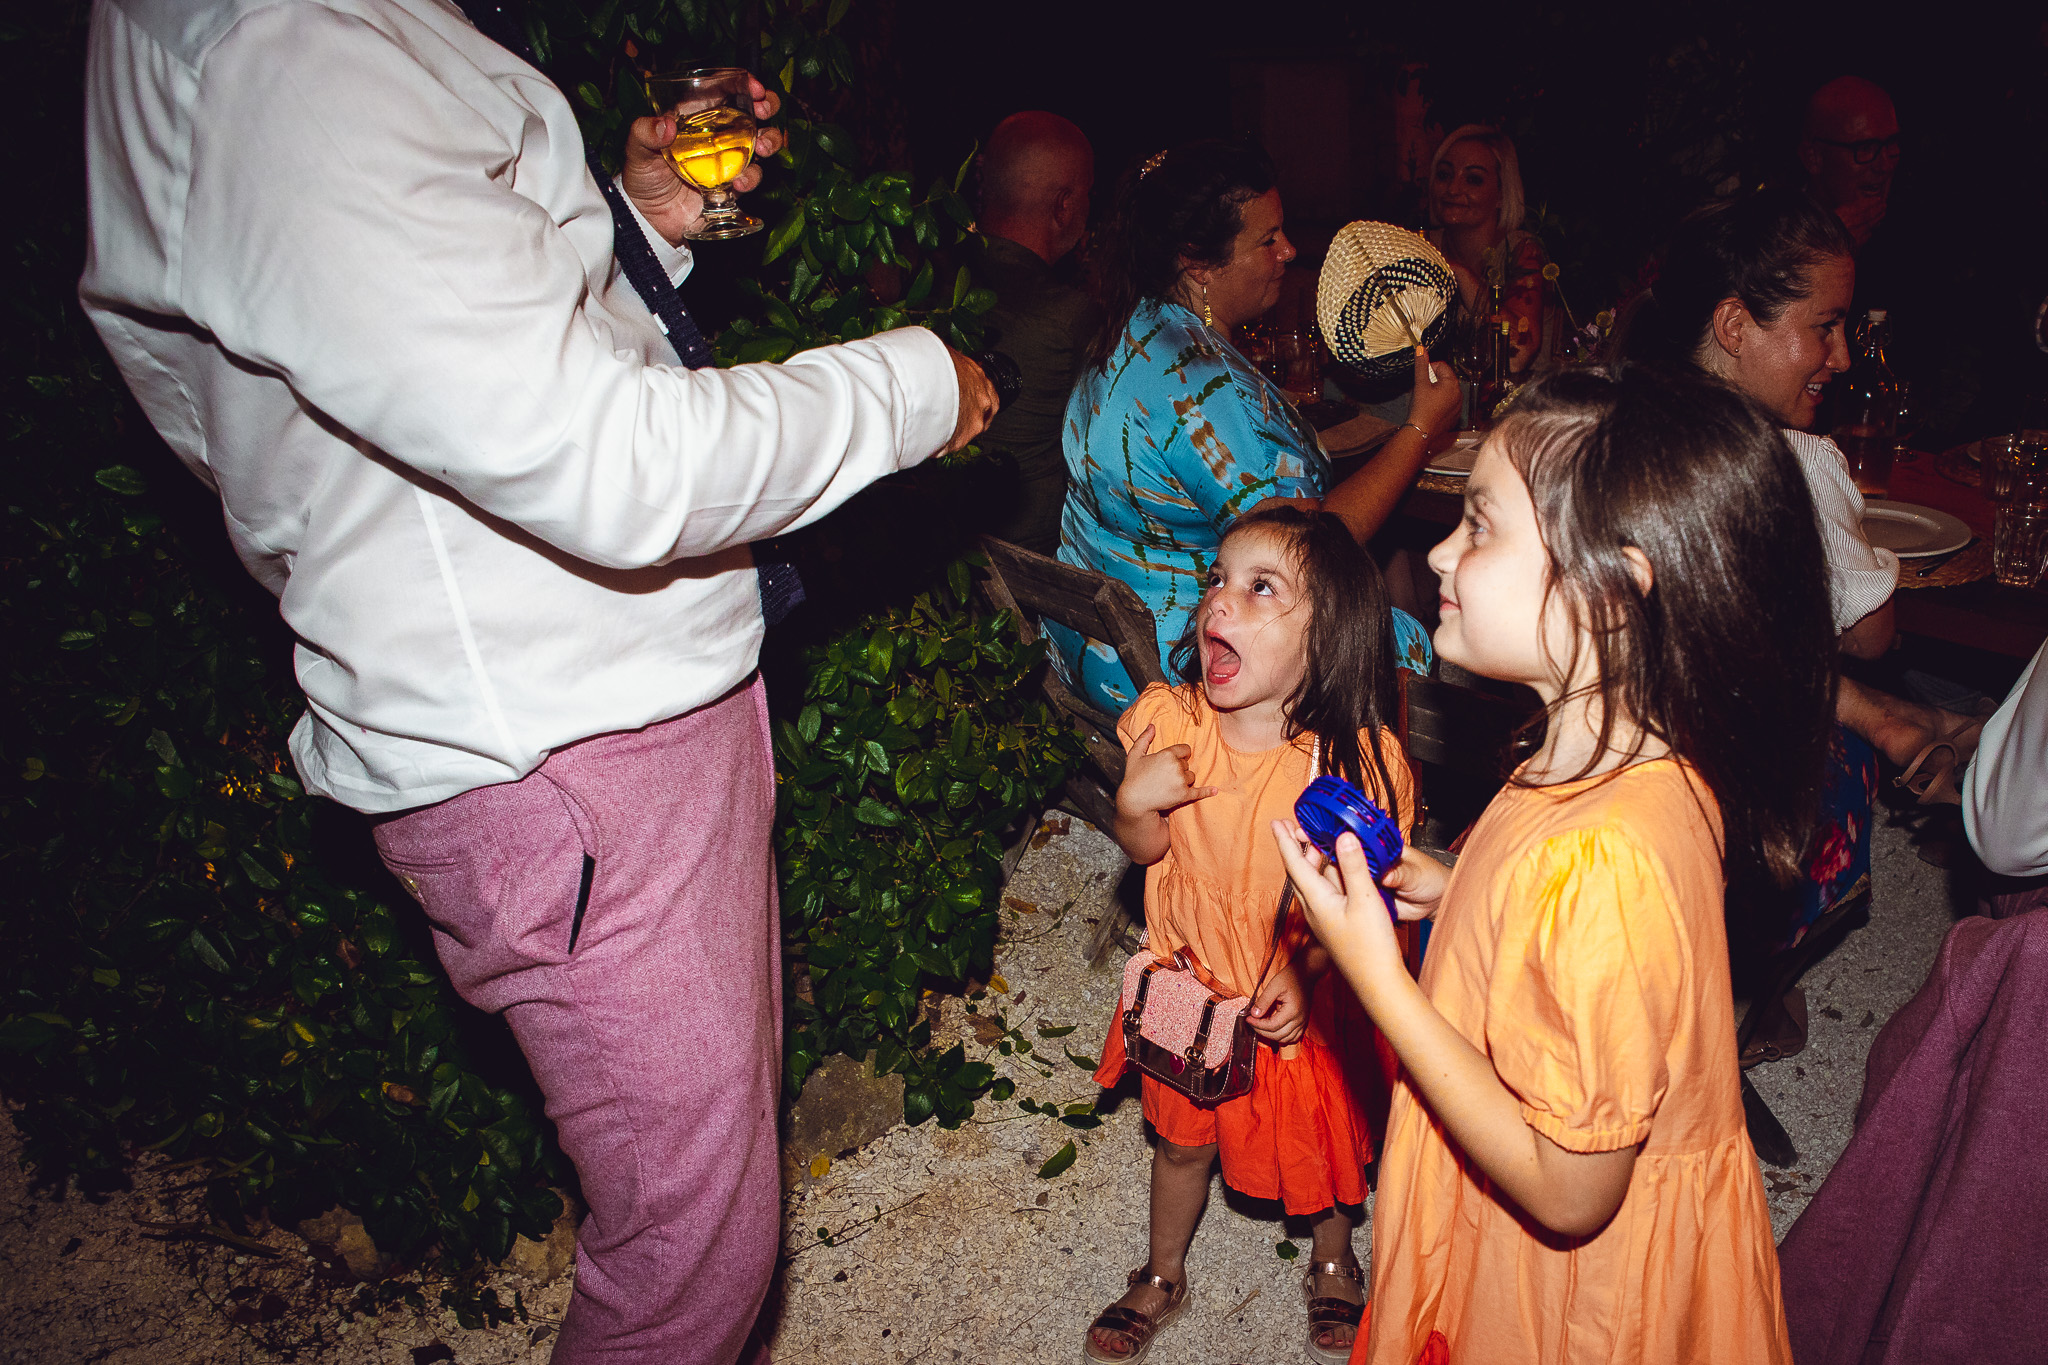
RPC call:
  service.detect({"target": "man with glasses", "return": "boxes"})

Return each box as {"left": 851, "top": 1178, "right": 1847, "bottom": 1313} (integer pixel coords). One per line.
{"left": 1799, "top": 76, "right": 1901, "bottom": 249}
{"left": 1798, "top": 75, "right": 1907, "bottom": 440}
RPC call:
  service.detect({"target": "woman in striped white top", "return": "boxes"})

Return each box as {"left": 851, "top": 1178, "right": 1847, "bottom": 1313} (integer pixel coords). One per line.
{"left": 1617, "top": 187, "right": 1987, "bottom": 1054}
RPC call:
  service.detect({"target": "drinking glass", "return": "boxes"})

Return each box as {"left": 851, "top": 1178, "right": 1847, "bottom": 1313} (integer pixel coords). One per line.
{"left": 1892, "top": 380, "right": 1919, "bottom": 464}
{"left": 1275, "top": 328, "right": 1321, "bottom": 402}
{"left": 645, "top": 68, "right": 763, "bottom": 241}
{"left": 1835, "top": 421, "right": 1893, "bottom": 497}
{"left": 1984, "top": 435, "right": 2048, "bottom": 588}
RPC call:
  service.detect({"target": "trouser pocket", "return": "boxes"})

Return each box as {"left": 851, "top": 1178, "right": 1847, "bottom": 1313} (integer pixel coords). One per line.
{"left": 567, "top": 853, "right": 596, "bottom": 955}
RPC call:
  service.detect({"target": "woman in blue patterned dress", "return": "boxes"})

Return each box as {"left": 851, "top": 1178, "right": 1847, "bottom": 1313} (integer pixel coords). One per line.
{"left": 1051, "top": 141, "right": 1461, "bottom": 713}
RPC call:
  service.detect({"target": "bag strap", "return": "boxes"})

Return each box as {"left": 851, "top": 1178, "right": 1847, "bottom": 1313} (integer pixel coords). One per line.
{"left": 1186, "top": 997, "right": 1219, "bottom": 1064}
{"left": 1248, "top": 733, "right": 1322, "bottom": 1005}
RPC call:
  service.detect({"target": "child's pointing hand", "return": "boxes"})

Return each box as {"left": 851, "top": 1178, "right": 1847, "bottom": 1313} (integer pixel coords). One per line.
{"left": 1117, "top": 724, "right": 1218, "bottom": 819}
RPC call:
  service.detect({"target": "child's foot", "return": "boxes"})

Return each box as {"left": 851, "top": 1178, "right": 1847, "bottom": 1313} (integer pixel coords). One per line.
{"left": 1302, "top": 1254, "right": 1366, "bottom": 1363}
{"left": 1084, "top": 1266, "right": 1188, "bottom": 1364}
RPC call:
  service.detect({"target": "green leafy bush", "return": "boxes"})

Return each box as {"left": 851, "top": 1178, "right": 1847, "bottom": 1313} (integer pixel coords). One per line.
{"left": 775, "top": 563, "right": 1084, "bottom": 1126}
{"left": 2, "top": 427, "right": 568, "bottom": 1264}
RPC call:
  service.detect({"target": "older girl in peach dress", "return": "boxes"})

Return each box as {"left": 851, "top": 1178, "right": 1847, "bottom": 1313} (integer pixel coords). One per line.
{"left": 1278, "top": 366, "right": 1834, "bottom": 1364}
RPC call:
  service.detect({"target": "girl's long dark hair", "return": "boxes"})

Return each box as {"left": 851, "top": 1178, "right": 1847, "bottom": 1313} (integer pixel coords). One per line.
{"left": 1615, "top": 186, "right": 1854, "bottom": 369}
{"left": 1496, "top": 365, "right": 1837, "bottom": 955}
{"left": 1084, "top": 140, "right": 1277, "bottom": 371}
{"left": 1167, "top": 507, "right": 1403, "bottom": 812}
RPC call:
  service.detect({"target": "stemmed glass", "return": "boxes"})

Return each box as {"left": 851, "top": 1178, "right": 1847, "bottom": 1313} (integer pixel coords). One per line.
{"left": 644, "top": 67, "right": 764, "bottom": 240}
{"left": 1893, "top": 380, "right": 1919, "bottom": 465}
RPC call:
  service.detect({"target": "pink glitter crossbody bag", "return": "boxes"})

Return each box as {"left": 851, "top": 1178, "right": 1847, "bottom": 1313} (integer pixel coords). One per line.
{"left": 1112, "top": 901, "right": 1287, "bottom": 1102}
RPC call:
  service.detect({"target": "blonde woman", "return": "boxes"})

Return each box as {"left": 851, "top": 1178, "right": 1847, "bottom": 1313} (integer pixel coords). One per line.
{"left": 1424, "top": 124, "right": 1553, "bottom": 375}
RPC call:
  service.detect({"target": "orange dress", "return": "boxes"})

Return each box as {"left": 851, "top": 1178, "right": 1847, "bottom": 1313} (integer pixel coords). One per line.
{"left": 1361, "top": 759, "right": 1791, "bottom": 1365}
{"left": 1094, "top": 683, "right": 1417, "bottom": 1213}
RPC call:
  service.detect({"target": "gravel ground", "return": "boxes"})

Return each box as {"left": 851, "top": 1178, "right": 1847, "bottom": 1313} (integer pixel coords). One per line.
{"left": 0, "top": 802, "right": 1966, "bottom": 1364}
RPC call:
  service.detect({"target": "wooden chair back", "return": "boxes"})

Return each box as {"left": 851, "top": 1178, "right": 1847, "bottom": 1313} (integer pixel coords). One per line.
{"left": 1402, "top": 673, "right": 1535, "bottom": 787}
{"left": 977, "top": 535, "right": 1168, "bottom": 834}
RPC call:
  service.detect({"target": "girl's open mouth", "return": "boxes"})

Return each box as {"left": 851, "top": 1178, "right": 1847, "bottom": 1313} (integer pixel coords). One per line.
{"left": 1203, "top": 630, "right": 1242, "bottom": 685}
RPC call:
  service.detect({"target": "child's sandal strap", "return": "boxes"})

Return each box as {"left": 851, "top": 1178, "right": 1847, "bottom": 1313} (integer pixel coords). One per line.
{"left": 1091, "top": 1305, "right": 1160, "bottom": 1338}
{"left": 1126, "top": 1266, "right": 1182, "bottom": 1297}
{"left": 1303, "top": 1259, "right": 1365, "bottom": 1283}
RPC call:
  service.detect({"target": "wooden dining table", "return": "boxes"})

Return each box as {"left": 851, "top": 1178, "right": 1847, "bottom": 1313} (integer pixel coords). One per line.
{"left": 1882, "top": 451, "right": 2048, "bottom": 661}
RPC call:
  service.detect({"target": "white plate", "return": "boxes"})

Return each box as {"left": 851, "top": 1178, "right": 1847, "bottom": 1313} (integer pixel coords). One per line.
{"left": 1861, "top": 499, "right": 1972, "bottom": 558}
{"left": 1424, "top": 434, "right": 1484, "bottom": 476}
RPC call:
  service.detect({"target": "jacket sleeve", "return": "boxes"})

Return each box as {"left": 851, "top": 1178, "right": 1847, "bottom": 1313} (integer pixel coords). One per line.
{"left": 175, "top": 2, "right": 957, "bottom": 570}
{"left": 1964, "top": 642, "right": 2048, "bottom": 878}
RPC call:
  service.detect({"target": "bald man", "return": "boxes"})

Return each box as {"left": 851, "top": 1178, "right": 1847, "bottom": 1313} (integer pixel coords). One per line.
{"left": 1800, "top": 76, "right": 1901, "bottom": 249}
{"left": 965, "top": 112, "right": 1101, "bottom": 554}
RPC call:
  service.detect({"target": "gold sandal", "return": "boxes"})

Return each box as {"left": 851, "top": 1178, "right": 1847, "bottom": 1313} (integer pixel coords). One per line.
{"left": 1302, "top": 1256, "right": 1366, "bottom": 1365}
{"left": 1082, "top": 1265, "right": 1190, "bottom": 1365}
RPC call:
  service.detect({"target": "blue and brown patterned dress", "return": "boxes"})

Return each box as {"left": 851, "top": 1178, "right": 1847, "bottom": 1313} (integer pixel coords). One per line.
{"left": 1048, "top": 298, "right": 1432, "bottom": 713}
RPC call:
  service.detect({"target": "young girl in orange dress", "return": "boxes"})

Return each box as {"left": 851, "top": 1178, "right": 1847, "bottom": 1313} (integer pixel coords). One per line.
{"left": 1275, "top": 365, "right": 1836, "bottom": 1365}
{"left": 1083, "top": 506, "right": 1417, "bottom": 1365}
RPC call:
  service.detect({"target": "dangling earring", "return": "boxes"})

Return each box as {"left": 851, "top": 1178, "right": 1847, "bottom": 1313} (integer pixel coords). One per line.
{"left": 1201, "top": 283, "right": 1213, "bottom": 329}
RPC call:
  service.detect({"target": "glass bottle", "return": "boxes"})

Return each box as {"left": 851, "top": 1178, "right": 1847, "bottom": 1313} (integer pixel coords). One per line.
{"left": 1836, "top": 309, "right": 1899, "bottom": 497}
{"left": 1475, "top": 319, "right": 1514, "bottom": 428}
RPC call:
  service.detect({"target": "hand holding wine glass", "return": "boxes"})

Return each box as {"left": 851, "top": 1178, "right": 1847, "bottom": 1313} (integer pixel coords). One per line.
{"left": 623, "top": 70, "right": 785, "bottom": 245}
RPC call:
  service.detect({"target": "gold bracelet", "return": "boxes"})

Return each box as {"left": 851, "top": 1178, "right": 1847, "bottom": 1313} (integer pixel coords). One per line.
{"left": 1400, "top": 422, "right": 1431, "bottom": 439}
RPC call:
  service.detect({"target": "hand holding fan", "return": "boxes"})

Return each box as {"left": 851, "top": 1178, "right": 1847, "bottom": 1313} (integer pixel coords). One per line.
{"left": 1294, "top": 776, "right": 1405, "bottom": 920}
{"left": 1318, "top": 222, "right": 1459, "bottom": 385}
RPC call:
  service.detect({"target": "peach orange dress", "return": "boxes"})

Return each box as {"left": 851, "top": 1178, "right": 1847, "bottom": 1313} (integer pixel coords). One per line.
{"left": 1361, "top": 758, "right": 1791, "bottom": 1365}
{"left": 1095, "top": 682, "right": 1416, "bottom": 1213}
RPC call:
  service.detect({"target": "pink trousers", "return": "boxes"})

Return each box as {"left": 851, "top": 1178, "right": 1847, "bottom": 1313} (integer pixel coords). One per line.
{"left": 373, "top": 678, "right": 780, "bottom": 1364}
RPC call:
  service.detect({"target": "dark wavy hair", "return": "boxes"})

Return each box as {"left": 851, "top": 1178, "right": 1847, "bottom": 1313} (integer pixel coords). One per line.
{"left": 1167, "top": 506, "right": 1403, "bottom": 811}
{"left": 1615, "top": 186, "right": 1854, "bottom": 369}
{"left": 1084, "top": 139, "right": 1277, "bottom": 371}
{"left": 1491, "top": 364, "right": 1837, "bottom": 954}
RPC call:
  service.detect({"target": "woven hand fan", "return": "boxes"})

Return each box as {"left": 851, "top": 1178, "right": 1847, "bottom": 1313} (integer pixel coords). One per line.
{"left": 1318, "top": 222, "right": 1458, "bottom": 382}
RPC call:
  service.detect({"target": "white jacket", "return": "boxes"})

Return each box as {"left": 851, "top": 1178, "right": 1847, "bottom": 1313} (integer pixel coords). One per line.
{"left": 1965, "top": 642, "right": 2048, "bottom": 879}
{"left": 80, "top": 0, "right": 957, "bottom": 812}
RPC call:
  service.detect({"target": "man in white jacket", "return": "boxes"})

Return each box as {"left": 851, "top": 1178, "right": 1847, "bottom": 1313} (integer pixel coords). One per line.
{"left": 79, "top": 1, "right": 993, "bottom": 1359}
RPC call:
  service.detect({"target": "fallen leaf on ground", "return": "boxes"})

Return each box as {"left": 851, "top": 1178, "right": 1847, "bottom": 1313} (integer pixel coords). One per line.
{"left": 1037, "top": 1140, "right": 1077, "bottom": 1178}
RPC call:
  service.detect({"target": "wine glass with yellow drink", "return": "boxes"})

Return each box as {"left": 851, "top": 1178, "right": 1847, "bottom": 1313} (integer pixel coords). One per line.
{"left": 645, "top": 67, "right": 765, "bottom": 241}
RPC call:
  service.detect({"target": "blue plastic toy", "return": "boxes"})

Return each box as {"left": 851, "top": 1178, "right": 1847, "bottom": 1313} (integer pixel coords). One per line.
{"left": 1293, "top": 775, "right": 1405, "bottom": 918}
